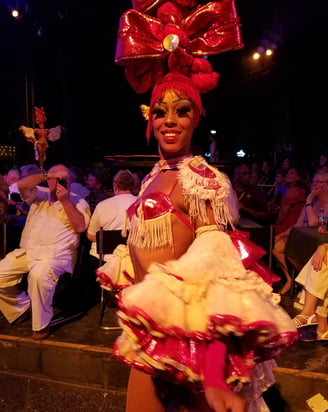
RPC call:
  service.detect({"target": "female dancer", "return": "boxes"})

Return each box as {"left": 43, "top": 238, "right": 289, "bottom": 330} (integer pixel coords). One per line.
{"left": 95, "top": 1, "right": 298, "bottom": 410}
{"left": 98, "top": 73, "right": 298, "bottom": 412}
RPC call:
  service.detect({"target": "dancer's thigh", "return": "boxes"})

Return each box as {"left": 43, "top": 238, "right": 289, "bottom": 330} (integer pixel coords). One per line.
{"left": 126, "top": 368, "right": 165, "bottom": 412}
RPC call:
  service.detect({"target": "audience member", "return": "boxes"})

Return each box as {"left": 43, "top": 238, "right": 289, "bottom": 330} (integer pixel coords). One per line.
{"left": 0, "top": 164, "right": 90, "bottom": 340}
{"left": 273, "top": 171, "right": 328, "bottom": 294}
{"left": 4, "top": 169, "right": 21, "bottom": 194}
{"left": 258, "top": 159, "right": 275, "bottom": 196}
{"left": 85, "top": 168, "right": 110, "bottom": 214}
{"left": 273, "top": 167, "right": 306, "bottom": 235}
{"left": 4, "top": 168, "right": 22, "bottom": 220}
{"left": 292, "top": 243, "right": 328, "bottom": 340}
{"left": 0, "top": 174, "right": 8, "bottom": 219}
{"left": 267, "top": 168, "right": 287, "bottom": 208}
{"left": 0, "top": 174, "right": 8, "bottom": 259}
{"left": 232, "top": 163, "right": 270, "bottom": 225}
{"left": 310, "top": 153, "right": 328, "bottom": 176}
{"left": 86, "top": 169, "right": 136, "bottom": 306}
{"left": 5, "top": 164, "right": 42, "bottom": 252}
{"left": 249, "top": 161, "right": 261, "bottom": 187}
{"left": 69, "top": 165, "right": 89, "bottom": 198}
{"left": 280, "top": 157, "right": 297, "bottom": 172}
{"left": 319, "top": 161, "right": 328, "bottom": 175}
{"left": 87, "top": 169, "right": 136, "bottom": 261}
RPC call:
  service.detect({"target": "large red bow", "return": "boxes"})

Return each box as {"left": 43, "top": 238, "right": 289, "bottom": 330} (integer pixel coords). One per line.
{"left": 116, "top": 0, "right": 242, "bottom": 93}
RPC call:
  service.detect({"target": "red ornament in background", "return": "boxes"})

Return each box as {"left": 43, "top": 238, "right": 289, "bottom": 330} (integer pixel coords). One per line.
{"left": 19, "top": 107, "right": 63, "bottom": 170}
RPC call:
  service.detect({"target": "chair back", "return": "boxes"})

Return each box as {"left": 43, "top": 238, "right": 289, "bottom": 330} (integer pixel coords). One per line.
{"left": 96, "top": 228, "right": 128, "bottom": 264}
{"left": 96, "top": 228, "right": 128, "bottom": 330}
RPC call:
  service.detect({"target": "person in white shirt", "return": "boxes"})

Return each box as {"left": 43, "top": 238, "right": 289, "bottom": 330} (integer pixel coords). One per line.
{"left": 5, "top": 169, "right": 22, "bottom": 218}
{"left": 4, "top": 169, "right": 21, "bottom": 196}
{"left": 87, "top": 169, "right": 136, "bottom": 261}
{"left": 0, "top": 164, "right": 90, "bottom": 339}
{"left": 5, "top": 165, "right": 43, "bottom": 251}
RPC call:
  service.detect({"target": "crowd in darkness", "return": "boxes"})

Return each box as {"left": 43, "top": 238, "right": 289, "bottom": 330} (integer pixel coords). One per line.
{"left": 0, "top": 148, "right": 327, "bottom": 330}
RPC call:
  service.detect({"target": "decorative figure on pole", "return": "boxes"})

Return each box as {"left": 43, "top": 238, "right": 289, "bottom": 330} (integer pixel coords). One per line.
{"left": 19, "top": 107, "right": 63, "bottom": 169}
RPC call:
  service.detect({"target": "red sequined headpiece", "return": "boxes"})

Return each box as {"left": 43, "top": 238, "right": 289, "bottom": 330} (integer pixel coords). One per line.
{"left": 115, "top": 0, "right": 243, "bottom": 137}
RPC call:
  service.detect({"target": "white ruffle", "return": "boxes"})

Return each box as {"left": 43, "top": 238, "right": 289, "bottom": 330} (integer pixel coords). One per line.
{"left": 120, "top": 231, "right": 296, "bottom": 336}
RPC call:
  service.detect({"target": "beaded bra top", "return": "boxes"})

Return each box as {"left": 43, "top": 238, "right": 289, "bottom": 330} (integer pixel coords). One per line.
{"left": 127, "top": 155, "right": 236, "bottom": 249}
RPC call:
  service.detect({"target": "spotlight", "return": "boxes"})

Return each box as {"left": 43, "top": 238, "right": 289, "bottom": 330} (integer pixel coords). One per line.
{"left": 236, "top": 149, "right": 246, "bottom": 158}
{"left": 11, "top": 8, "right": 20, "bottom": 18}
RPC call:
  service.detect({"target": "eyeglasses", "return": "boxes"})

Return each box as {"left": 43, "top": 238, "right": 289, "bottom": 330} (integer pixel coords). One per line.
{"left": 312, "top": 180, "right": 328, "bottom": 184}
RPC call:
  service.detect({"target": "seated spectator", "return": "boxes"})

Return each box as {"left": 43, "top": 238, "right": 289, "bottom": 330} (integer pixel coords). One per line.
{"left": 5, "top": 165, "right": 42, "bottom": 252}
{"left": 87, "top": 169, "right": 136, "bottom": 262}
{"left": 69, "top": 165, "right": 89, "bottom": 198}
{"left": 0, "top": 164, "right": 90, "bottom": 340}
{"left": 280, "top": 157, "right": 297, "bottom": 173}
{"left": 249, "top": 160, "right": 261, "bottom": 187}
{"left": 292, "top": 243, "right": 328, "bottom": 340}
{"left": 310, "top": 153, "right": 328, "bottom": 176}
{"left": 318, "top": 154, "right": 328, "bottom": 171}
{"left": 319, "top": 161, "right": 328, "bottom": 175}
{"left": 267, "top": 168, "right": 287, "bottom": 209}
{"left": 258, "top": 159, "right": 275, "bottom": 197}
{"left": 273, "top": 167, "right": 306, "bottom": 235}
{"left": 0, "top": 174, "right": 8, "bottom": 259}
{"left": 4, "top": 169, "right": 21, "bottom": 193}
{"left": 232, "top": 163, "right": 270, "bottom": 225}
{"left": 0, "top": 174, "right": 8, "bottom": 219}
{"left": 273, "top": 171, "right": 328, "bottom": 294}
{"left": 85, "top": 168, "right": 110, "bottom": 214}
{"left": 86, "top": 169, "right": 136, "bottom": 305}
{"left": 4, "top": 168, "right": 21, "bottom": 220}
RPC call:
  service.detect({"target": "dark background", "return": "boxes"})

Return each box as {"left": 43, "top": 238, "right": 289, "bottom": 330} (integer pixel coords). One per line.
{"left": 0, "top": 0, "right": 327, "bottom": 170}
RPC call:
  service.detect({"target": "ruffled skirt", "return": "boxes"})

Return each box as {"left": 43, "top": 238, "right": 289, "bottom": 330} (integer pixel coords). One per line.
{"left": 113, "top": 231, "right": 298, "bottom": 409}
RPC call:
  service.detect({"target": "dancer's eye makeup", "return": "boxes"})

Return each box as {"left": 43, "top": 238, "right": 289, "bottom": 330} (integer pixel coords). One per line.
{"left": 152, "top": 101, "right": 192, "bottom": 119}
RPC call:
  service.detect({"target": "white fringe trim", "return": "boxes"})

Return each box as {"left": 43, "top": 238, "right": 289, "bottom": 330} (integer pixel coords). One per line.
{"left": 128, "top": 212, "right": 173, "bottom": 249}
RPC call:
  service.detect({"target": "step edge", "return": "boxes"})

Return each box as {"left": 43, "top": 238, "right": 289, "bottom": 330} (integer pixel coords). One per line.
{"left": 0, "top": 333, "right": 112, "bottom": 354}
{"left": 273, "top": 366, "right": 328, "bottom": 381}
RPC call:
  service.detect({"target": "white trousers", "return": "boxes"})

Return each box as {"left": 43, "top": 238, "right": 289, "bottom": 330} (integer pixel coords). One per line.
{"left": 296, "top": 259, "right": 328, "bottom": 317}
{"left": 0, "top": 249, "right": 70, "bottom": 331}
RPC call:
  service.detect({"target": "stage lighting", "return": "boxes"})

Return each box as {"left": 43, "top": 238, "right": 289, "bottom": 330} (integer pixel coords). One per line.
{"left": 11, "top": 8, "right": 20, "bottom": 18}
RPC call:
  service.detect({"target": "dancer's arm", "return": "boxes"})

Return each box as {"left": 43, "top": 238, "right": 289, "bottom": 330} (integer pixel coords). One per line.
{"left": 202, "top": 341, "right": 246, "bottom": 412}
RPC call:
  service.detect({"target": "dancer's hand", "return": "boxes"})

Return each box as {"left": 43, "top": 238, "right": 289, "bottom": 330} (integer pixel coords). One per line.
{"left": 205, "top": 386, "right": 246, "bottom": 412}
